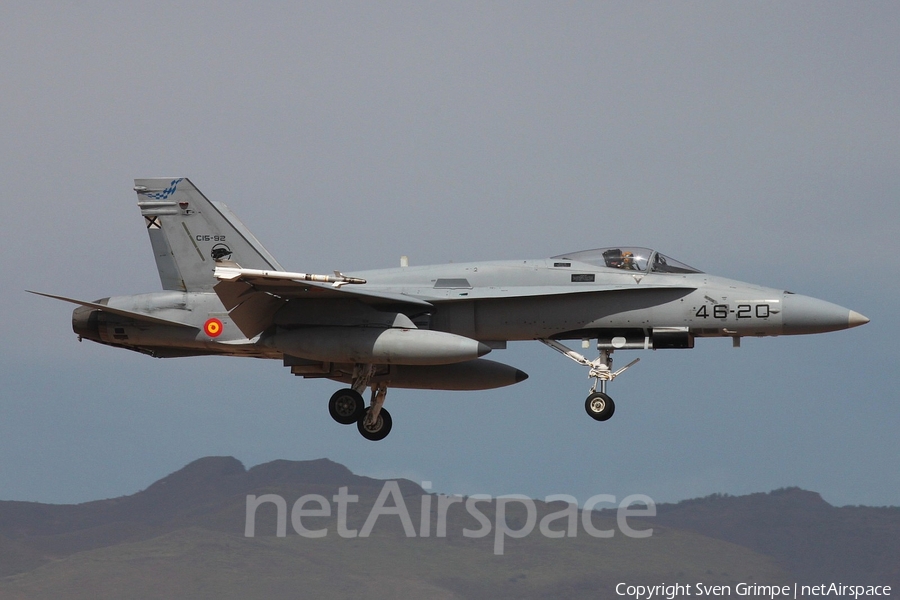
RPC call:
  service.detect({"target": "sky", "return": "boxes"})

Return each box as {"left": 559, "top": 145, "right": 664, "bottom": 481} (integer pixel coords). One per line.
{"left": 1, "top": 2, "right": 897, "bottom": 507}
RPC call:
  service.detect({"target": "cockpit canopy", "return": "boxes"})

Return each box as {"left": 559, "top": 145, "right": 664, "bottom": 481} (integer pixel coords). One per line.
{"left": 552, "top": 247, "right": 702, "bottom": 274}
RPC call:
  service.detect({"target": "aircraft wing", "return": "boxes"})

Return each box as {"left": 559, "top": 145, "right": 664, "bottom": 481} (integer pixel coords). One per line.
{"left": 27, "top": 291, "right": 198, "bottom": 329}
{"left": 212, "top": 266, "right": 433, "bottom": 338}
{"left": 219, "top": 277, "right": 434, "bottom": 307}
{"left": 214, "top": 265, "right": 433, "bottom": 308}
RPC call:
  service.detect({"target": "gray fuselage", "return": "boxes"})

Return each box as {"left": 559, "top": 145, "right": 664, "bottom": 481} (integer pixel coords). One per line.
{"left": 74, "top": 252, "right": 861, "bottom": 359}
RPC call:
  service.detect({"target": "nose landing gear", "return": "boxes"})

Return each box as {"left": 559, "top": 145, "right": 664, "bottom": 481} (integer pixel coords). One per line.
{"left": 540, "top": 339, "right": 640, "bottom": 423}
{"left": 585, "top": 392, "right": 615, "bottom": 421}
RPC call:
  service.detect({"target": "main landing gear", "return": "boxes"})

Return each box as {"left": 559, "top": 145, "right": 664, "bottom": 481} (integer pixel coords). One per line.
{"left": 327, "top": 365, "right": 393, "bottom": 441}
{"left": 540, "top": 339, "right": 640, "bottom": 423}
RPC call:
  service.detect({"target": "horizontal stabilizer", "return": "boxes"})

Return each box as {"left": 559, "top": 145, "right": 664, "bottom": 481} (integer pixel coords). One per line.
{"left": 27, "top": 291, "right": 197, "bottom": 329}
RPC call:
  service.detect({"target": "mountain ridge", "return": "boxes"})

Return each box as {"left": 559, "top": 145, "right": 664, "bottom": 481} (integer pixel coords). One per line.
{"left": 0, "top": 456, "right": 895, "bottom": 598}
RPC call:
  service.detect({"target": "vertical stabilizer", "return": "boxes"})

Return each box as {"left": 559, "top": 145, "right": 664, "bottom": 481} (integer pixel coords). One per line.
{"left": 134, "top": 178, "right": 283, "bottom": 291}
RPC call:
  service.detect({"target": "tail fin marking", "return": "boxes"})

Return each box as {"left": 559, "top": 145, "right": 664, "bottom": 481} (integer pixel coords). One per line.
{"left": 134, "top": 178, "right": 283, "bottom": 292}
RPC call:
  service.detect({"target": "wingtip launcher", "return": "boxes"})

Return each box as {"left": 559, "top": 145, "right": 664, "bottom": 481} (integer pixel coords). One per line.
{"left": 213, "top": 265, "right": 366, "bottom": 288}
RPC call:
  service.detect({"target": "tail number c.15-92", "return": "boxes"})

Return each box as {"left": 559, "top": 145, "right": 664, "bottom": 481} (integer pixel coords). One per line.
{"left": 695, "top": 304, "right": 770, "bottom": 320}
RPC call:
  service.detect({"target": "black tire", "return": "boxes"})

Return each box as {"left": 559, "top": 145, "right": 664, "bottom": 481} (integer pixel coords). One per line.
{"left": 585, "top": 392, "right": 615, "bottom": 421}
{"left": 357, "top": 407, "right": 393, "bottom": 441}
{"left": 328, "top": 389, "right": 365, "bottom": 425}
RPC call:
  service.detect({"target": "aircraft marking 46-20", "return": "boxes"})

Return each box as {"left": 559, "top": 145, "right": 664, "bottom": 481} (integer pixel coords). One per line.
{"left": 694, "top": 303, "right": 773, "bottom": 319}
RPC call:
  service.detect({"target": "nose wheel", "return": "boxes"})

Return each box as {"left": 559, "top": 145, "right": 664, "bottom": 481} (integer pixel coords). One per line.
{"left": 585, "top": 392, "right": 615, "bottom": 421}
{"left": 540, "top": 339, "right": 639, "bottom": 423}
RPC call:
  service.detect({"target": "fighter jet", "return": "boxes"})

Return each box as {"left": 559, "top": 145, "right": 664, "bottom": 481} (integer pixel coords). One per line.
{"left": 31, "top": 178, "right": 869, "bottom": 441}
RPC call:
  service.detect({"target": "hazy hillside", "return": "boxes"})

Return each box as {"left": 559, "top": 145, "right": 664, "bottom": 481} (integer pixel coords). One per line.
{"left": 650, "top": 488, "right": 900, "bottom": 585}
{"left": 0, "top": 457, "right": 894, "bottom": 599}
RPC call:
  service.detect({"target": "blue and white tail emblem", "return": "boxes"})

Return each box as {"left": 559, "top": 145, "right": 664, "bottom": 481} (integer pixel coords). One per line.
{"left": 142, "top": 178, "right": 184, "bottom": 200}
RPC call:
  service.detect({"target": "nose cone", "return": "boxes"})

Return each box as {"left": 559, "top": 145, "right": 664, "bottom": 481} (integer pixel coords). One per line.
{"left": 781, "top": 293, "right": 869, "bottom": 335}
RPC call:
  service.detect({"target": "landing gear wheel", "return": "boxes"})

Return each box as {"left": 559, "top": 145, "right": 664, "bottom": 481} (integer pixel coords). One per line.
{"left": 357, "top": 407, "right": 392, "bottom": 441}
{"left": 585, "top": 392, "right": 615, "bottom": 421}
{"left": 329, "top": 389, "right": 365, "bottom": 425}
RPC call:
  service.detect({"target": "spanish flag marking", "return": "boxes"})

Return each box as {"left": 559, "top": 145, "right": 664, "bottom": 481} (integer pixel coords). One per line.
{"left": 204, "top": 318, "right": 223, "bottom": 338}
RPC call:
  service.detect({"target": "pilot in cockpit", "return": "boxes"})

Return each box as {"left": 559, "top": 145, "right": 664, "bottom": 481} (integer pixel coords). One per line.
{"left": 603, "top": 248, "right": 623, "bottom": 269}
{"left": 603, "top": 248, "right": 640, "bottom": 270}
